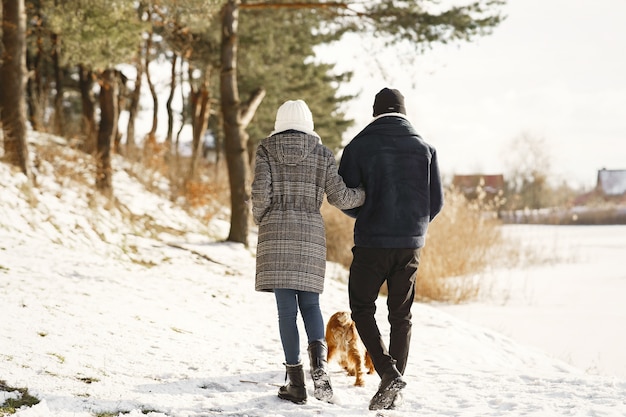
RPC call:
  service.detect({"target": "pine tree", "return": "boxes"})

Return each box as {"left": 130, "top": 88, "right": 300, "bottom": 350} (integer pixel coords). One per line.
{"left": 218, "top": 0, "right": 505, "bottom": 245}
{"left": 237, "top": 5, "right": 353, "bottom": 153}
{"left": 44, "top": 0, "right": 145, "bottom": 196}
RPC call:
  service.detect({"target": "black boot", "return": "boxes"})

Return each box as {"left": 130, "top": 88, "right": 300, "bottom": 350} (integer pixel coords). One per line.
{"left": 278, "top": 363, "right": 307, "bottom": 404}
{"left": 368, "top": 366, "right": 406, "bottom": 410}
{"left": 308, "top": 340, "right": 333, "bottom": 402}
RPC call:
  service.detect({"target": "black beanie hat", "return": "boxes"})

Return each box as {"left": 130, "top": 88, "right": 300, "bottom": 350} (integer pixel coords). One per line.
{"left": 372, "top": 88, "right": 406, "bottom": 116}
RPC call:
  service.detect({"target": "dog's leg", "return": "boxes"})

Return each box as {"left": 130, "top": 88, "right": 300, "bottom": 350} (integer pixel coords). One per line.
{"left": 327, "top": 340, "right": 336, "bottom": 363}
{"left": 348, "top": 345, "right": 365, "bottom": 386}
{"left": 365, "top": 351, "right": 376, "bottom": 374}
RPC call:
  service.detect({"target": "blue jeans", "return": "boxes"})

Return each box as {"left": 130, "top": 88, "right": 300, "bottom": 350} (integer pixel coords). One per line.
{"left": 274, "top": 289, "right": 325, "bottom": 365}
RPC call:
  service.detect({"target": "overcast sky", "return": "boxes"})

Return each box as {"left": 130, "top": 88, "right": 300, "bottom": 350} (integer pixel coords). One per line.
{"left": 318, "top": 0, "right": 626, "bottom": 189}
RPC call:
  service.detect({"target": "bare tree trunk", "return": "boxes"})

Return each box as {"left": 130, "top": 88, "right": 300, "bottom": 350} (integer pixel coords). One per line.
{"left": 174, "top": 64, "right": 186, "bottom": 165}
{"left": 166, "top": 53, "right": 178, "bottom": 146}
{"left": 1, "top": 0, "right": 31, "bottom": 179}
{"left": 96, "top": 69, "right": 118, "bottom": 198}
{"left": 220, "top": 0, "right": 250, "bottom": 246}
{"left": 113, "top": 71, "right": 126, "bottom": 154}
{"left": 26, "top": 45, "right": 43, "bottom": 131}
{"left": 51, "top": 33, "right": 65, "bottom": 137}
{"left": 188, "top": 66, "right": 211, "bottom": 182}
{"left": 144, "top": 28, "right": 158, "bottom": 143}
{"left": 78, "top": 64, "right": 97, "bottom": 154}
{"left": 220, "top": 0, "right": 267, "bottom": 246}
{"left": 126, "top": 46, "right": 144, "bottom": 156}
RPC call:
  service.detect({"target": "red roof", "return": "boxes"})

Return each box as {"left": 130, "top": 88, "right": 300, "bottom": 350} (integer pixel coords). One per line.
{"left": 452, "top": 174, "right": 505, "bottom": 194}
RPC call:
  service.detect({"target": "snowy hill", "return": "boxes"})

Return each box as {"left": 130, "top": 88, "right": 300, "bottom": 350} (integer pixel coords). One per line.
{"left": 1, "top": 133, "right": 625, "bottom": 417}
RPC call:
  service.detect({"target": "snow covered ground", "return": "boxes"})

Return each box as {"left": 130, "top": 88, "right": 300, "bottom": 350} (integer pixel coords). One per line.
{"left": 1, "top": 134, "right": 625, "bottom": 416}
{"left": 438, "top": 224, "right": 626, "bottom": 380}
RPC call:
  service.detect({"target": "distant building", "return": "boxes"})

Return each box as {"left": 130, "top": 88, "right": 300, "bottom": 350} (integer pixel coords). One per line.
{"left": 596, "top": 168, "right": 626, "bottom": 196}
{"left": 452, "top": 174, "right": 505, "bottom": 200}
{"left": 574, "top": 168, "right": 626, "bottom": 206}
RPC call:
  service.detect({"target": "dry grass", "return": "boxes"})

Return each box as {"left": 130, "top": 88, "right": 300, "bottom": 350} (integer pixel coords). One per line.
{"left": 416, "top": 189, "right": 504, "bottom": 302}
{"left": 180, "top": 167, "right": 231, "bottom": 222}
{"left": 128, "top": 139, "right": 231, "bottom": 223}
{"left": 322, "top": 199, "right": 356, "bottom": 268}
{"left": 33, "top": 135, "right": 95, "bottom": 189}
{"left": 27, "top": 134, "right": 520, "bottom": 303}
{"left": 322, "top": 187, "right": 509, "bottom": 304}
{"left": 28, "top": 136, "right": 225, "bottom": 238}
{"left": 0, "top": 380, "right": 40, "bottom": 414}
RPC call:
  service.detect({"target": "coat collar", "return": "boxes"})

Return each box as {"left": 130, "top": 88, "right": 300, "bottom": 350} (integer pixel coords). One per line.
{"left": 372, "top": 112, "right": 409, "bottom": 122}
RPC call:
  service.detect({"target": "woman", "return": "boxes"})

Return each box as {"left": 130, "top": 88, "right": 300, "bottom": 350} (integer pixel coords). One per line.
{"left": 252, "top": 99, "right": 365, "bottom": 404}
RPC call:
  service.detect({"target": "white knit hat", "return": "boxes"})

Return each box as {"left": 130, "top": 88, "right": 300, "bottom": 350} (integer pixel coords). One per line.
{"left": 271, "top": 99, "right": 319, "bottom": 137}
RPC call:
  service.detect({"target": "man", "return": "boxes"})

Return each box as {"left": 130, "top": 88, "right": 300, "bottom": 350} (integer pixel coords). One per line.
{"left": 338, "top": 87, "right": 444, "bottom": 410}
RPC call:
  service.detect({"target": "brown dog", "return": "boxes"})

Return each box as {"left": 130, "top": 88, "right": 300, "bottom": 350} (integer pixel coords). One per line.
{"left": 325, "top": 311, "right": 375, "bottom": 386}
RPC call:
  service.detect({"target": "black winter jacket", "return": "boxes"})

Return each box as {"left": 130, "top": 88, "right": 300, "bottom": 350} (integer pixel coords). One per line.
{"left": 338, "top": 115, "right": 444, "bottom": 248}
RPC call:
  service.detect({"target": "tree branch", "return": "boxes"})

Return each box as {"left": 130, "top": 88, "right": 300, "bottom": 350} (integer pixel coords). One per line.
{"left": 240, "top": 87, "right": 266, "bottom": 129}
{"left": 240, "top": 1, "right": 350, "bottom": 11}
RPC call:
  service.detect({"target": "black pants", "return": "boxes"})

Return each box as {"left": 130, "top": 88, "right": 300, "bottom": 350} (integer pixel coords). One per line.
{"left": 348, "top": 247, "right": 421, "bottom": 377}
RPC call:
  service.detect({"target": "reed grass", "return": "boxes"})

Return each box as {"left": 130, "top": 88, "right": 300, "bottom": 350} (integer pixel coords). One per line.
{"left": 322, "top": 187, "right": 507, "bottom": 304}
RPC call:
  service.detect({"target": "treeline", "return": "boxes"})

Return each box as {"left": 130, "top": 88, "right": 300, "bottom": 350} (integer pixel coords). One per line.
{"left": 1, "top": 0, "right": 506, "bottom": 246}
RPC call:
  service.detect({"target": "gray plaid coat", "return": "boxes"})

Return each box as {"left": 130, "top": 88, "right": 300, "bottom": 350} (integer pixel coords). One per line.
{"left": 252, "top": 131, "right": 365, "bottom": 294}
